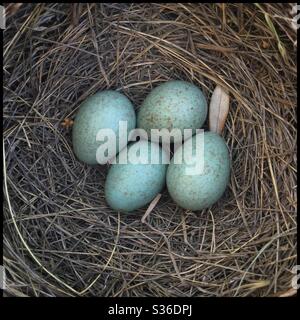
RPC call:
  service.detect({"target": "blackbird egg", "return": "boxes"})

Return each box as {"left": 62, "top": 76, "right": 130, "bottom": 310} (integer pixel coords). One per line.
{"left": 105, "top": 140, "right": 168, "bottom": 212}
{"left": 137, "top": 80, "right": 207, "bottom": 143}
{"left": 166, "top": 131, "right": 230, "bottom": 210}
{"left": 72, "top": 90, "right": 136, "bottom": 165}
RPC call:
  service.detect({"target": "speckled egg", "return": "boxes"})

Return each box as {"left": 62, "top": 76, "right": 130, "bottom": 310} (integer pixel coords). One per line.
{"left": 72, "top": 90, "right": 136, "bottom": 165}
{"left": 137, "top": 80, "right": 207, "bottom": 143}
{"left": 105, "top": 140, "right": 168, "bottom": 212}
{"left": 166, "top": 131, "right": 230, "bottom": 210}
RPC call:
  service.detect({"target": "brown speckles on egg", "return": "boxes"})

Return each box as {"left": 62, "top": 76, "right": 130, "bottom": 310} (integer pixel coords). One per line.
{"left": 72, "top": 90, "right": 136, "bottom": 165}
{"left": 105, "top": 140, "right": 168, "bottom": 212}
{"left": 137, "top": 80, "right": 207, "bottom": 144}
{"left": 166, "top": 131, "right": 230, "bottom": 211}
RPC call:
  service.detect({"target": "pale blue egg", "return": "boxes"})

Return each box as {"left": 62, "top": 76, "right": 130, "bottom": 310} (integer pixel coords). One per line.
{"left": 137, "top": 80, "right": 207, "bottom": 143}
{"left": 72, "top": 90, "right": 136, "bottom": 165}
{"left": 166, "top": 131, "right": 230, "bottom": 210}
{"left": 105, "top": 140, "right": 168, "bottom": 212}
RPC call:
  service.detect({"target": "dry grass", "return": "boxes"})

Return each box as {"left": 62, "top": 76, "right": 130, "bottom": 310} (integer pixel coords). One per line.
{"left": 3, "top": 3, "right": 297, "bottom": 297}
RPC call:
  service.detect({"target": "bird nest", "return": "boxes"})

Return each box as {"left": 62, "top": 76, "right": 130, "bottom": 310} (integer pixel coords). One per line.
{"left": 3, "top": 3, "right": 297, "bottom": 297}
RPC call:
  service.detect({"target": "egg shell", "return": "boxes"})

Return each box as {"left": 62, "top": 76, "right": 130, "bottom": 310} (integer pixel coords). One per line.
{"left": 72, "top": 90, "right": 136, "bottom": 165}
{"left": 166, "top": 131, "right": 230, "bottom": 210}
{"left": 105, "top": 140, "right": 168, "bottom": 212}
{"left": 137, "top": 80, "right": 207, "bottom": 143}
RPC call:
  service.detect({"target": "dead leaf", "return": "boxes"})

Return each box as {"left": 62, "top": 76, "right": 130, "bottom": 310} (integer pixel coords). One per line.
{"left": 261, "top": 40, "right": 270, "bottom": 49}
{"left": 61, "top": 118, "right": 74, "bottom": 129}
{"left": 209, "top": 85, "right": 230, "bottom": 134}
{"left": 278, "top": 288, "right": 297, "bottom": 297}
{"left": 5, "top": 3, "right": 23, "bottom": 17}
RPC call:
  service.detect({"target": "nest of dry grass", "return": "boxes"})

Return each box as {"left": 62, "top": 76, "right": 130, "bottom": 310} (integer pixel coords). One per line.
{"left": 3, "top": 3, "right": 297, "bottom": 297}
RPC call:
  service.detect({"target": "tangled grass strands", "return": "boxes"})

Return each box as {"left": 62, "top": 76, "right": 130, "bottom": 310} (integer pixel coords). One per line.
{"left": 3, "top": 3, "right": 297, "bottom": 297}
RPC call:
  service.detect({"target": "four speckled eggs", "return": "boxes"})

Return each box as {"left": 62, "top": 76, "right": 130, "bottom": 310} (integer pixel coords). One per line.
{"left": 72, "top": 81, "right": 230, "bottom": 212}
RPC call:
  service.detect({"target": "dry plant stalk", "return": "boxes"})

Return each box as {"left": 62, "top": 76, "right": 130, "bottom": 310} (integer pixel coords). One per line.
{"left": 209, "top": 85, "right": 230, "bottom": 134}
{"left": 141, "top": 193, "right": 162, "bottom": 223}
